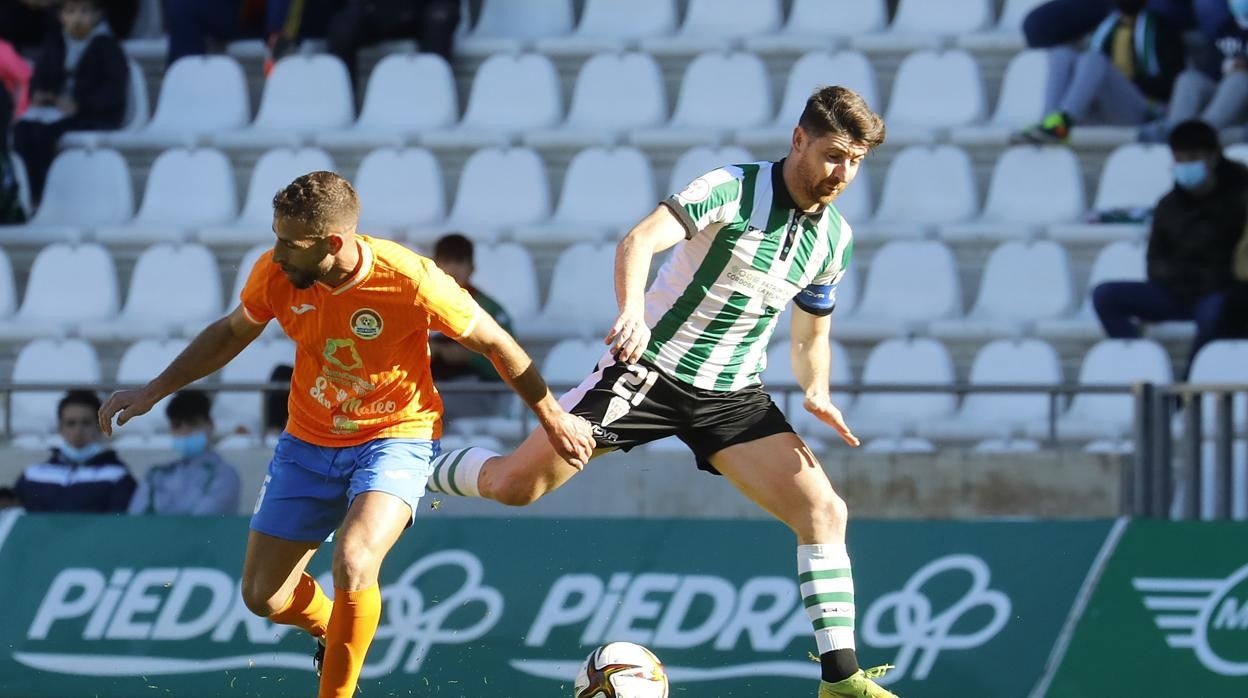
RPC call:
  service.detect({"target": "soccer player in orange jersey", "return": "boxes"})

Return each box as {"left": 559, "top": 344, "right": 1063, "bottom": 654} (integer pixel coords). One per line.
{"left": 98, "top": 171, "right": 594, "bottom": 698}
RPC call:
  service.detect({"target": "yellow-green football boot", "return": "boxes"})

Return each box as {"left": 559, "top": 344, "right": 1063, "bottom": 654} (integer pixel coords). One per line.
{"left": 818, "top": 664, "right": 898, "bottom": 698}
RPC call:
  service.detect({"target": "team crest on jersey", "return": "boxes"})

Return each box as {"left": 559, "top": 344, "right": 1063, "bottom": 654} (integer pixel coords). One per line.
{"left": 350, "top": 308, "right": 383, "bottom": 340}
{"left": 678, "top": 177, "right": 711, "bottom": 203}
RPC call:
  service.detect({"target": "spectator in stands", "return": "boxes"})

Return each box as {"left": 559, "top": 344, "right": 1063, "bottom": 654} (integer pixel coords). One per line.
{"left": 129, "top": 390, "right": 241, "bottom": 516}
{"left": 166, "top": 0, "right": 336, "bottom": 73}
{"left": 264, "top": 363, "right": 293, "bottom": 437}
{"left": 1024, "top": 0, "right": 1228, "bottom": 49}
{"left": 0, "top": 39, "right": 27, "bottom": 223}
{"left": 1140, "top": 0, "right": 1248, "bottom": 142}
{"left": 0, "top": 0, "right": 57, "bottom": 52}
{"left": 1093, "top": 120, "right": 1248, "bottom": 376}
{"left": 327, "top": 0, "right": 459, "bottom": 96}
{"left": 1015, "top": 0, "right": 1185, "bottom": 144}
{"left": 430, "top": 232, "right": 511, "bottom": 420}
{"left": 14, "top": 389, "right": 135, "bottom": 512}
{"left": 13, "top": 0, "right": 127, "bottom": 205}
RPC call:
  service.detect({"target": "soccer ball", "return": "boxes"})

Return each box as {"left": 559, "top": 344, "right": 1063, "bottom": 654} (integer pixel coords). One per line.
{"left": 573, "top": 642, "right": 669, "bottom": 698}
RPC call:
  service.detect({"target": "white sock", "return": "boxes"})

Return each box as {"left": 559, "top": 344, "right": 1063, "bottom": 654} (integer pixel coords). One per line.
{"left": 798, "top": 543, "right": 856, "bottom": 653}
{"left": 427, "top": 447, "right": 495, "bottom": 498}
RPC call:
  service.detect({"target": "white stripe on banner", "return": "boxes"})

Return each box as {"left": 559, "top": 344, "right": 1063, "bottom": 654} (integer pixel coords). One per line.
{"left": 0, "top": 509, "right": 21, "bottom": 557}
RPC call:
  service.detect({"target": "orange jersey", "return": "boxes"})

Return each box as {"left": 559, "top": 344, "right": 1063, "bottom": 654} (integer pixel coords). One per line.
{"left": 239, "top": 235, "right": 482, "bottom": 446}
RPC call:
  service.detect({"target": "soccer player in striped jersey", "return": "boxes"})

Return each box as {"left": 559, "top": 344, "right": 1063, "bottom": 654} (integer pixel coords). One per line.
{"left": 98, "top": 172, "right": 593, "bottom": 698}
{"left": 429, "top": 86, "right": 897, "bottom": 697}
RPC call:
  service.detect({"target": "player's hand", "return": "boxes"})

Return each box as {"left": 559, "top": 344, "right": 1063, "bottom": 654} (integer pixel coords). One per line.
{"left": 541, "top": 410, "right": 595, "bottom": 469}
{"left": 803, "top": 394, "right": 860, "bottom": 448}
{"left": 98, "top": 389, "right": 158, "bottom": 437}
{"left": 605, "top": 308, "right": 650, "bottom": 364}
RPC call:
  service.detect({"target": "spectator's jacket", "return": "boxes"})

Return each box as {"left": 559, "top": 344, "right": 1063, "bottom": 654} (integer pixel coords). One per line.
{"left": 1089, "top": 10, "right": 1185, "bottom": 102}
{"left": 1213, "top": 17, "right": 1248, "bottom": 73}
{"left": 30, "top": 23, "right": 127, "bottom": 129}
{"left": 15, "top": 447, "right": 135, "bottom": 512}
{"left": 128, "top": 451, "right": 242, "bottom": 516}
{"left": 1148, "top": 158, "right": 1248, "bottom": 300}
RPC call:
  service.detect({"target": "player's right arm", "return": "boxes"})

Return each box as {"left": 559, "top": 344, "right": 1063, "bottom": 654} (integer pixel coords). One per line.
{"left": 605, "top": 205, "right": 686, "bottom": 363}
{"left": 99, "top": 306, "right": 265, "bottom": 435}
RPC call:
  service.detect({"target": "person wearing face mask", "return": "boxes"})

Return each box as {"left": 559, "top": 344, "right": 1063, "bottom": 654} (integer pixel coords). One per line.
{"left": 1015, "top": 0, "right": 1186, "bottom": 144}
{"left": 1093, "top": 119, "right": 1248, "bottom": 377}
{"left": 1140, "top": 0, "right": 1248, "bottom": 142}
{"left": 128, "top": 390, "right": 241, "bottom": 516}
{"left": 14, "top": 389, "right": 135, "bottom": 512}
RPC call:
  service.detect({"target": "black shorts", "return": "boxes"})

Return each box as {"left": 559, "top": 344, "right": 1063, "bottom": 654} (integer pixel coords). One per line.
{"left": 560, "top": 356, "right": 796, "bottom": 474}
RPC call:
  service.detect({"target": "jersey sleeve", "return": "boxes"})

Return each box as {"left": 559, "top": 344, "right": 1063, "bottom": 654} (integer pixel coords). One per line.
{"left": 238, "top": 251, "right": 276, "bottom": 325}
{"left": 415, "top": 258, "right": 483, "bottom": 339}
{"left": 662, "top": 167, "right": 744, "bottom": 239}
{"left": 795, "top": 236, "right": 854, "bottom": 317}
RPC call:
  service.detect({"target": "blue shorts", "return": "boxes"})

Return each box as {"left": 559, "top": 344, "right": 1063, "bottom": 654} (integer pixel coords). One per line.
{"left": 250, "top": 432, "right": 439, "bottom": 542}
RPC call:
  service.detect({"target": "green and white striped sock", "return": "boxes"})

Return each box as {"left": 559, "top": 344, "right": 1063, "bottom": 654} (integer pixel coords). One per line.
{"left": 798, "top": 543, "right": 856, "bottom": 653}
{"left": 426, "top": 447, "right": 495, "bottom": 498}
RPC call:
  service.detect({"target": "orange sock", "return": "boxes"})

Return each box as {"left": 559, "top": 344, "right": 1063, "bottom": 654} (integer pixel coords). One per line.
{"left": 318, "top": 585, "right": 381, "bottom": 698}
{"left": 268, "top": 573, "right": 332, "bottom": 638}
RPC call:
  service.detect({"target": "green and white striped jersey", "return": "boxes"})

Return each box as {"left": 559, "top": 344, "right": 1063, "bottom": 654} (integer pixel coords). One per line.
{"left": 641, "top": 160, "right": 854, "bottom": 392}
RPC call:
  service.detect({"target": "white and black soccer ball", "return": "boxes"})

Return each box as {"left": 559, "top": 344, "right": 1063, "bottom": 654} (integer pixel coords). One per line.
{"left": 573, "top": 641, "right": 669, "bottom": 698}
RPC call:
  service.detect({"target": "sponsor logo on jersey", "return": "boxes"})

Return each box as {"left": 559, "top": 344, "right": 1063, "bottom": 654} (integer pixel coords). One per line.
{"left": 677, "top": 178, "right": 711, "bottom": 204}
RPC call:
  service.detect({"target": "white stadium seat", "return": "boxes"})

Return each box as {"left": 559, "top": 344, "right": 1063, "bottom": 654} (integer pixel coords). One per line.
{"left": 107, "top": 56, "right": 250, "bottom": 149}
{"left": 836, "top": 241, "right": 962, "bottom": 340}
{"left": 422, "top": 53, "right": 562, "bottom": 149}
{"left": 536, "top": 0, "right": 677, "bottom": 55}
{"left": 417, "top": 147, "right": 550, "bottom": 245}
{"left": 80, "top": 243, "right": 222, "bottom": 341}
{"left": 942, "top": 145, "right": 1084, "bottom": 241}
{"left": 472, "top": 242, "right": 541, "bottom": 324}
{"left": 921, "top": 339, "right": 1064, "bottom": 441}
{"left": 1026, "top": 339, "right": 1173, "bottom": 441}
{"left": 0, "top": 149, "right": 133, "bottom": 245}
{"left": 667, "top": 145, "right": 756, "bottom": 196}
{"left": 0, "top": 243, "right": 118, "bottom": 341}
{"left": 115, "top": 339, "right": 192, "bottom": 435}
{"left": 632, "top": 52, "right": 773, "bottom": 149}
{"left": 1049, "top": 144, "right": 1173, "bottom": 243}
{"left": 642, "top": 0, "right": 781, "bottom": 55}
{"left": 851, "top": 338, "right": 958, "bottom": 438}
{"left": 542, "top": 338, "right": 608, "bottom": 388}
{"left": 61, "top": 58, "right": 149, "bottom": 149}
{"left": 9, "top": 339, "right": 102, "bottom": 437}
{"left": 459, "top": 0, "right": 574, "bottom": 54}
{"left": 737, "top": 51, "right": 879, "bottom": 149}
{"left": 524, "top": 52, "right": 667, "bottom": 149}
{"left": 317, "top": 54, "right": 458, "bottom": 150}
{"left": 951, "top": 50, "right": 1048, "bottom": 145}
{"left": 1186, "top": 341, "right": 1248, "bottom": 436}
{"left": 931, "top": 240, "right": 1074, "bottom": 339}
{"left": 513, "top": 146, "right": 656, "bottom": 244}
{"left": 519, "top": 242, "right": 617, "bottom": 339}
{"left": 883, "top": 50, "right": 986, "bottom": 145}
{"left": 1035, "top": 240, "right": 1145, "bottom": 341}
{"left": 213, "top": 55, "right": 354, "bottom": 149}
{"left": 866, "top": 145, "right": 977, "bottom": 239}
{"left": 96, "top": 148, "right": 237, "bottom": 244}
{"left": 0, "top": 248, "right": 15, "bottom": 319}
{"left": 355, "top": 148, "right": 446, "bottom": 237}
{"left": 200, "top": 147, "right": 336, "bottom": 247}
{"left": 214, "top": 338, "right": 296, "bottom": 435}
{"left": 746, "top": 0, "right": 888, "bottom": 54}
{"left": 958, "top": 0, "right": 1048, "bottom": 51}
{"left": 855, "top": 0, "right": 992, "bottom": 52}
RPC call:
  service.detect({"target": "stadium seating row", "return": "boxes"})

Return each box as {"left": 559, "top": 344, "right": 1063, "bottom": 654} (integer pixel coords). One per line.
{"left": 9, "top": 139, "right": 1219, "bottom": 249}
{"left": 5, "top": 336, "right": 1243, "bottom": 447}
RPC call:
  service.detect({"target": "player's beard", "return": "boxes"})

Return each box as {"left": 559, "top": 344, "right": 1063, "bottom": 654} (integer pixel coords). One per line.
{"left": 282, "top": 264, "right": 321, "bottom": 289}
{"left": 811, "top": 177, "right": 845, "bottom": 206}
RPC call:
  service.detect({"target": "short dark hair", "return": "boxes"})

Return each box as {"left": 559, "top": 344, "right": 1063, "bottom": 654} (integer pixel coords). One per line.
{"left": 58, "top": 390, "right": 101, "bottom": 421}
{"left": 798, "top": 86, "right": 887, "bottom": 149}
{"left": 166, "top": 389, "right": 213, "bottom": 426}
{"left": 1168, "top": 119, "right": 1220, "bottom": 152}
{"left": 272, "top": 171, "right": 360, "bottom": 236}
{"left": 433, "top": 233, "right": 474, "bottom": 264}
{"left": 62, "top": 0, "right": 103, "bottom": 10}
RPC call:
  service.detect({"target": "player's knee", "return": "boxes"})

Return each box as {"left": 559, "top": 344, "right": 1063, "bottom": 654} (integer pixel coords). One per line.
{"left": 240, "top": 582, "right": 284, "bottom": 618}
{"left": 806, "top": 491, "right": 849, "bottom": 542}
{"left": 332, "top": 540, "right": 382, "bottom": 588}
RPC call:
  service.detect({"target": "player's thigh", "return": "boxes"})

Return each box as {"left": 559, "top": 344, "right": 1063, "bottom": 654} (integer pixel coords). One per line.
{"left": 708, "top": 432, "right": 845, "bottom": 544}
{"left": 240, "top": 530, "right": 320, "bottom": 613}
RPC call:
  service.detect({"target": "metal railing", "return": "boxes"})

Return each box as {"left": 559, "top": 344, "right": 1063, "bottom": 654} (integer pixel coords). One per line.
{"left": 0, "top": 379, "right": 1242, "bottom": 520}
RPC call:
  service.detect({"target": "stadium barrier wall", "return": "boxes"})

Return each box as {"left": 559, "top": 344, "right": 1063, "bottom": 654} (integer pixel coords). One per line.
{"left": 0, "top": 513, "right": 1112, "bottom": 697}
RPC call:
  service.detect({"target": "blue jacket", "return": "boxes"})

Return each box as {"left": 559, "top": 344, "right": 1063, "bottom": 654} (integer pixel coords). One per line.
{"left": 14, "top": 447, "right": 136, "bottom": 513}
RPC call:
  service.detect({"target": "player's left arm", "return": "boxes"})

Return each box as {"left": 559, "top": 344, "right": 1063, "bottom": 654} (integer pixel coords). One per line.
{"left": 790, "top": 307, "right": 859, "bottom": 447}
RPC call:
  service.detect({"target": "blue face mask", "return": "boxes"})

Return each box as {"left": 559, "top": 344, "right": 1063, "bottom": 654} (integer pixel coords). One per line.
{"left": 1173, "top": 160, "right": 1209, "bottom": 190}
{"left": 59, "top": 441, "right": 104, "bottom": 464}
{"left": 172, "top": 431, "right": 210, "bottom": 459}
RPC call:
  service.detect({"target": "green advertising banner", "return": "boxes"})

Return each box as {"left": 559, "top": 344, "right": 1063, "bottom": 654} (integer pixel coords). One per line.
{"left": 1047, "top": 520, "right": 1248, "bottom": 696}
{"left": 0, "top": 513, "right": 1110, "bottom": 697}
